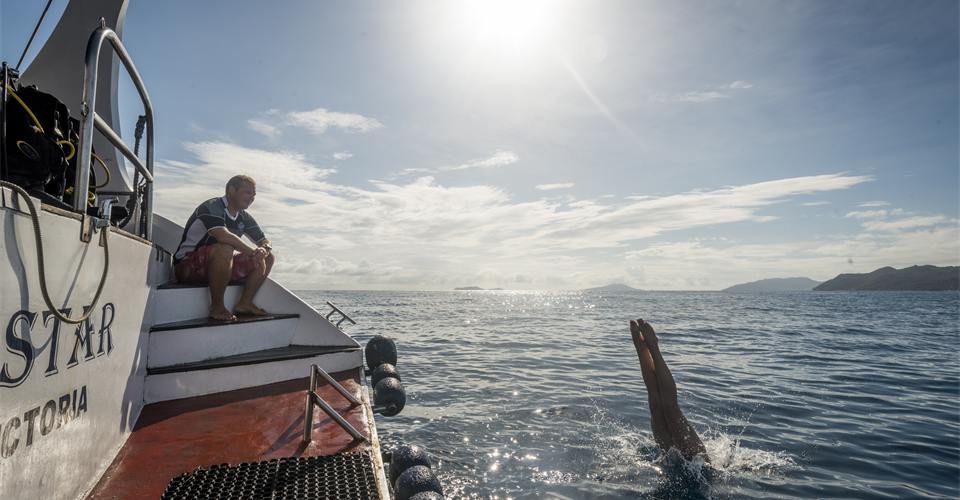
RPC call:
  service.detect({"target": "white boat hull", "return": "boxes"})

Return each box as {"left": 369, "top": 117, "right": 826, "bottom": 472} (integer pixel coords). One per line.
{"left": 0, "top": 188, "right": 157, "bottom": 500}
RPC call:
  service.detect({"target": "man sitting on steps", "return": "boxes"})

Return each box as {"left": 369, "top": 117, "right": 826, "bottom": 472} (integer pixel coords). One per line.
{"left": 173, "top": 175, "right": 275, "bottom": 321}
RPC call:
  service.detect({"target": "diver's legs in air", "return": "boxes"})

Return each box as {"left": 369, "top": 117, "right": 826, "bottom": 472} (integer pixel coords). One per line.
{"left": 631, "top": 319, "right": 675, "bottom": 451}
{"left": 635, "top": 319, "right": 709, "bottom": 462}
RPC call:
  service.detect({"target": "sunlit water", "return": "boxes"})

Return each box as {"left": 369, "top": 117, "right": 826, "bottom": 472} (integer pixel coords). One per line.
{"left": 300, "top": 290, "right": 960, "bottom": 499}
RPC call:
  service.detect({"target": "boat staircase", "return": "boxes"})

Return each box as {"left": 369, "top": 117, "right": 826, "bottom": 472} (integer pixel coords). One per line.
{"left": 143, "top": 214, "right": 362, "bottom": 404}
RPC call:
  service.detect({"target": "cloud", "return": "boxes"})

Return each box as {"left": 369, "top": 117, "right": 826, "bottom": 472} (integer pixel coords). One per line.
{"left": 446, "top": 150, "right": 519, "bottom": 171}
{"left": 154, "top": 142, "right": 877, "bottom": 289}
{"left": 843, "top": 207, "right": 948, "bottom": 233}
{"left": 535, "top": 182, "right": 575, "bottom": 191}
{"left": 286, "top": 107, "right": 383, "bottom": 135}
{"left": 653, "top": 90, "right": 729, "bottom": 103}
{"left": 393, "top": 150, "right": 519, "bottom": 177}
{"left": 333, "top": 151, "right": 353, "bottom": 160}
{"left": 624, "top": 220, "right": 960, "bottom": 289}
{"left": 846, "top": 209, "right": 891, "bottom": 219}
{"left": 862, "top": 215, "right": 949, "bottom": 232}
{"left": 802, "top": 201, "right": 831, "bottom": 206}
{"left": 247, "top": 118, "right": 282, "bottom": 139}
{"left": 858, "top": 200, "right": 889, "bottom": 207}
{"left": 652, "top": 80, "right": 754, "bottom": 104}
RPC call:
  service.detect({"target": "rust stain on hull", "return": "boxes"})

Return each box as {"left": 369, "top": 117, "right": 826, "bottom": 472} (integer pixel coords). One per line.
{"left": 87, "top": 371, "right": 368, "bottom": 499}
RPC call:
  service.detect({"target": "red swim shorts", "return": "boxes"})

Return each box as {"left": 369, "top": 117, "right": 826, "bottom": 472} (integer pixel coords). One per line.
{"left": 174, "top": 245, "right": 258, "bottom": 283}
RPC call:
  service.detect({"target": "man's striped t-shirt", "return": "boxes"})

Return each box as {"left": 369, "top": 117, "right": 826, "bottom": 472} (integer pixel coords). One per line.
{"left": 173, "top": 196, "right": 266, "bottom": 262}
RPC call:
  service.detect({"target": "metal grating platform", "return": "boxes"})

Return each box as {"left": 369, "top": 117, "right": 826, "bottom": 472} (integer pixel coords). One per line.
{"left": 160, "top": 452, "right": 381, "bottom": 500}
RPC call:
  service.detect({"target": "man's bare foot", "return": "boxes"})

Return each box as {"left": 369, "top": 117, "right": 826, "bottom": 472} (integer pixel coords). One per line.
{"left": 234, "top": 302, "right": 268, "bottom": 316}
{"left": 210, "top": 305, "right": 237, "bottom": 322}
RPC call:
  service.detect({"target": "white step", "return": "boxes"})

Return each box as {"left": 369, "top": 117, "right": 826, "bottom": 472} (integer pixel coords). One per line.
{"left": 153, "top": 282, "right": 245, "bottom": 324}
{"left": 147, "top": 314, "right": 300, "bottom": 368}
{"left": 144, "top": 345, "right": 362, "bottom": 403}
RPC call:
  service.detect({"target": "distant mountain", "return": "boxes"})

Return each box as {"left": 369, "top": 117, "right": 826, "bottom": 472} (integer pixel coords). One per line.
{"left": 583, "top": 283, "right": 639, "bottom": 292}
{"left": 454, "top": 286, "right": 484, "bottom": 290}
{"left": 723, "top": 277, "right": 820, "bottom": 293}
{"left": 815, "top": 265, "right": 959, "bottom": 291}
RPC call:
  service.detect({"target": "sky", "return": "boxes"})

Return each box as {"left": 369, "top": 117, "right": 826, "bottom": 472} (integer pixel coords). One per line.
{"left": 2, "top": 0, "right": 958, "bottom": 290}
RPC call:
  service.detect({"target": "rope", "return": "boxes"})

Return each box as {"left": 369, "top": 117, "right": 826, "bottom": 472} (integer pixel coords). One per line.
{"left": 0, "top": 180, "right": 110, "bottom": 324}
{"left": 15, "top": 0, "right": 55, "bottom": 71}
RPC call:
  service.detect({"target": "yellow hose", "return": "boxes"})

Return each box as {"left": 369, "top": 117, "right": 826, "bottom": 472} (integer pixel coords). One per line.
{"left": 57, "top": 140, "right": 76, "bottom": 161}
{"left": 91, "top": 153, "right": 111, "bottom": 189}
{"left": 5, "top": 84, "right": 44, "bottom": 133}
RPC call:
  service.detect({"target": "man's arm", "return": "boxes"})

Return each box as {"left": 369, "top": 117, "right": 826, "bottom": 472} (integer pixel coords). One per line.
{"left": 208, "top": 227, "right": 263, "bottom": 257}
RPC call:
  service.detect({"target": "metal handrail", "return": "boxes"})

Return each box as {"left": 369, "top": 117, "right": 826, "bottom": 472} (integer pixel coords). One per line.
{"left": 76, "top": 20, "right": 155, "bottom": 239}
{"left": 325, "top": 301, "right": 357, "bottom": 328}
{"left": 303, "top": 364, "right": 368, "bottom": 444}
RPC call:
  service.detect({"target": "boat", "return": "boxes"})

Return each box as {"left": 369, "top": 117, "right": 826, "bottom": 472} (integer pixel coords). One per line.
{"left": 1, "top": 1, "right": 435, "bottom": 498}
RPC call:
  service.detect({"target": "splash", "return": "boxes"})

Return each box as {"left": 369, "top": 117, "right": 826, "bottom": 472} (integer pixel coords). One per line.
{"left": 701, "top": 432, "right": 796, "bottom": 476}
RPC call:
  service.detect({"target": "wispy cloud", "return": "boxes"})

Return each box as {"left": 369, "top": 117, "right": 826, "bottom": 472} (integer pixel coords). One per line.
{"left": 858, "top": 200, "right": 889, "bottom": 207}
{"left": 652, "top": 80, "right": 754, "bottom": 104}
{"left": 247, "top": 118, "right": 282, "bottom": 139}
{"left": 653, "top": 90, "right": 729, "bottom": 103}
{"left": 246, "top": 107, "right": 383, "bottom": 139}
{"left": 535, "top": 182, "right": 575, "bottom": 191}
{"left": 155, "top": 143, "right": 877, "bottom": 289}
{"left": 396, "top": 150, "right": 519, "bottom": 177}
{"left": 846, "top": 209, "right": 901, "bottom": 219}
{"left": 623, "top": 219, "right": 959, "bottom": 289}
{"left": 446, "top": 150, "right": 518, "bottom": 171}
{"left": 802, "top": 201, "right": 831, "bottom": 206}
{"left": 862, "top": 215, "right": 949, "bottom": 232}
{"left": 332, "top": 151, "right": 353, "bottom": 160}
{"left": 287, "top": 107, "right": 383, "bottom": 134}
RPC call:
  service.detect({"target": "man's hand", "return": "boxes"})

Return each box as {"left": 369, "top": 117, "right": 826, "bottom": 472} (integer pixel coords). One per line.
{"left": 252, "top": 246, "right": 268, "bottom": 261}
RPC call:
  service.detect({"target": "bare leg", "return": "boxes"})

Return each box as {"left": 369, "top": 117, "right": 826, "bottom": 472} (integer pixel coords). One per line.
{"left": 208, "top": 244, "right": 237, "bottom": 321}
{"left": 235, "top": 253, "right": 273, "bottom": 316}
{"left": 631, "top": 320, "right": 675, "bottom": 452}
{"left": 638, "top": 319, "right": 708, "bottom": 461}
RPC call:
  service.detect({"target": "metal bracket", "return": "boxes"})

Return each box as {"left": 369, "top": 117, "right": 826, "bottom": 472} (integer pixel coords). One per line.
{"left": 325, "top": 301, "right": 357, "bottom": 329}
{"left": 80, "top": 214, "right": 94, "bottom": 242}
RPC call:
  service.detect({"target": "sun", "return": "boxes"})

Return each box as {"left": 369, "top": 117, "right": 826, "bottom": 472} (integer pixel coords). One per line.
{"left": 451, "top": 0, "right": 558, "bottom": 60}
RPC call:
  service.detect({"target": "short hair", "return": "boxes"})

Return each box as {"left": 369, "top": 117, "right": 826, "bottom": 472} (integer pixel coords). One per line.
{"left": 226, "top": 175, "right": 256, "bottom": 193}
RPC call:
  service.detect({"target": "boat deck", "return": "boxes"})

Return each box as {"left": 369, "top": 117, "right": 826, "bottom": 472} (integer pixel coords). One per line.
{"left": 87, "top": 370, "right": 371, "bottom": 499}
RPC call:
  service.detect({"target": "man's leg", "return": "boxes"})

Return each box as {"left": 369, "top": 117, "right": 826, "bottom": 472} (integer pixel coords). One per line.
{"left": 638, "top": 319, "right": 708, "bottom": 461}
{"left": 235, "top": 253, "right": 273, "bottom": 316}
{"left": 631, "top": 320, "right": 675, "bottom": 452}
{"left": 207, "top": 244, "right": 237, "bottom": 321}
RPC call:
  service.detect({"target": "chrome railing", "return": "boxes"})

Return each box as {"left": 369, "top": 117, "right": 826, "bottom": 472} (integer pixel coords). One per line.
{"left": 76, "top": 20, "right": 154, "bottom": 239}
{"left": 325, "top": 301, "right": 357, "bottom": 329}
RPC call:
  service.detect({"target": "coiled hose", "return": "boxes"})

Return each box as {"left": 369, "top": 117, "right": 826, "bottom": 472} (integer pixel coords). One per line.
{"left": 0, "top": 180, "right": 109, "bottom": 324}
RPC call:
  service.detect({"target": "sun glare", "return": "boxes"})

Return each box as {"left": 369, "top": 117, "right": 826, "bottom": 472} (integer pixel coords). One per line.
{"left": 452, "top": 0, "right": 557, "bottom": 60}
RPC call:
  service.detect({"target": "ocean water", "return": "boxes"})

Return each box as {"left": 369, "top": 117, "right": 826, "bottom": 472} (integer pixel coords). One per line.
{"left": 301, "top": 290, "right": 960, "bottom": 499}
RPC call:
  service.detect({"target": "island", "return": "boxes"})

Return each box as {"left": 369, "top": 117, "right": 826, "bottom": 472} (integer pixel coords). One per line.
{"left": 723, "top": 277, "right": 821, "bottom": 293}
{"left": 814, "top": 265, "right": 959, "bottom": 291}
{"left": 583, "top": 283, "right": 640, "bottom": 292}
{"left": 454, "top": 286, "right": 484, "bottom": 290}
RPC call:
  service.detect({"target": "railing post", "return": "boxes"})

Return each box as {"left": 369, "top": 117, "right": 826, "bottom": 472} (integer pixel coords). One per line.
{"left": 303, "top": 365, "right": 319, "bottom": 443}
{"left": 76, "top": 21, "right": 155, "bottom": 239}
{"left": 1, "top": 63, "right": 8, "bottom": 183}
